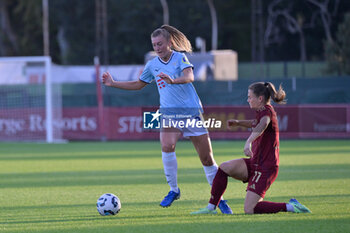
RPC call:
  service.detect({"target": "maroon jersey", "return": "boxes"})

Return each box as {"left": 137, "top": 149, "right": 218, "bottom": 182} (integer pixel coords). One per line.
{"left": 251, "top": 104, "right": 279, "bottom": 168}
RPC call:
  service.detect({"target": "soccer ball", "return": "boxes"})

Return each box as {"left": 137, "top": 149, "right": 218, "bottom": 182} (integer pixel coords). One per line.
{"left": 96, "top": 193, "right": 121, "bottom": 216}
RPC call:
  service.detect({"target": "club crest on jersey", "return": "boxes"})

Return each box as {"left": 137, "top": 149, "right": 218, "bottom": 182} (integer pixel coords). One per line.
{"left": 182, "top": 57, "right": 190, "bottom": 65}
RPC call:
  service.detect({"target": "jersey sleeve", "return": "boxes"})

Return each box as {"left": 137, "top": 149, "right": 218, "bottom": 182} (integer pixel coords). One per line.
{"left": 261, "top": 107, "right": 273, "bottom": 119}
{"left": 254, "top": 106, "right": 272, "bottom": 127}
{"left": 179, "top": 53, "right": 194, "bottom": 71}
{"left": 139, "top": 61, "right": 154, "bottom": 84}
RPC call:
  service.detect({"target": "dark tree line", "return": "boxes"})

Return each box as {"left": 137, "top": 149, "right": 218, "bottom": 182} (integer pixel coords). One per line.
{"left": 326, "top": 12, "right": 350, "bottom": 75}
{"left": 0, "top": 0, "right": 349, "bottom": 72}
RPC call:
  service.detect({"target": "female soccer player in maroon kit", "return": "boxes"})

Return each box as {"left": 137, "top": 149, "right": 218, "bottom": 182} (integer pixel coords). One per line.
{"left": 192, "top": 82, "right": 311, "bottom": 214}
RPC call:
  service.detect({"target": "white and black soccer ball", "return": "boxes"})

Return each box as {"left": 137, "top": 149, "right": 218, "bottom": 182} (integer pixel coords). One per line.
{"left": 96, "top": 193, "right": 121, "bottom": 216}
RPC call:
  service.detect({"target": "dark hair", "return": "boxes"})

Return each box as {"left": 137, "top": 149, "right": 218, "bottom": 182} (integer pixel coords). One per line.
{"left": 151, "top": 25, "right": 192, "bottom": 52}
{"left": 248, "top": 82, "right": 286, "bottom": 104}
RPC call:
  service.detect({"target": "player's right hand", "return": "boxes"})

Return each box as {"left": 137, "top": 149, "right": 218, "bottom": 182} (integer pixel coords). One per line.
{"left": 102, "top": 72, "right": 114, "bottom": 86}
{"left": 244, "top": 141, "right": 253, "bottom": 157}
{"left": 227, "top": 119, "right": 239, "bottom": 128}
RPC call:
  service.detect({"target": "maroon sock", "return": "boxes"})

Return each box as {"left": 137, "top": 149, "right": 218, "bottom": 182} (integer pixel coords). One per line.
{"left": 209, "top": 168, "right": 228, "bottom": 206}
{"left": 254, "top": 201, "right": 287, "bottom": 214}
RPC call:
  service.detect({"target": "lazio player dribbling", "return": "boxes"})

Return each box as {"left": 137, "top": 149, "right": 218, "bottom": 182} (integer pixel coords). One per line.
{"left": 140, "top": 48, "right": 203, "bottom": 118}
{"left": 102, "top": 24, "right": 232, "bottom": 214}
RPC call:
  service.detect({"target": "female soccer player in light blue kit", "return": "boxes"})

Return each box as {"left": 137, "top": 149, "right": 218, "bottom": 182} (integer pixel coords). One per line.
{"left": 102, "top": 25, "right": 232, "bottom": 214}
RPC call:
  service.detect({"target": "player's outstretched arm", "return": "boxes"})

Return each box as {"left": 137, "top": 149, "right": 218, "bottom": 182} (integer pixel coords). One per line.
{"left": 102, "top": 71, "right": 147, "bottom": 90}
{"left": 227, "top": 119, "right": 255, "bottom": 128}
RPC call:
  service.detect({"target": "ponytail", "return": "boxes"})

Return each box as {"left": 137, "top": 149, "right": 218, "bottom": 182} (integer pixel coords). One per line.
{"left": 151, "top": 25, "right": 192, "bottom": 53}
{"left": 249, "top": 82, "right": 286, "bottom": 104}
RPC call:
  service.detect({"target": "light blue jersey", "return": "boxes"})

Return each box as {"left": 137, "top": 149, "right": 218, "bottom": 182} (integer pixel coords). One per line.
{"left": 140, "top": 51, "right": 203, "bottom": 117}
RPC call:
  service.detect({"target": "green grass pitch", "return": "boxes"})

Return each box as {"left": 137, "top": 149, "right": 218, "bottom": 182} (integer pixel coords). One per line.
{"left": 0, "top": 140, "right": 349, "bottom": 233}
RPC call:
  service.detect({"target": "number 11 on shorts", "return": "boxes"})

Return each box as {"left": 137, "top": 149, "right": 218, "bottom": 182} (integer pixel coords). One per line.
{"left": 252, "top": 171, "right": 262, "bottom": 183}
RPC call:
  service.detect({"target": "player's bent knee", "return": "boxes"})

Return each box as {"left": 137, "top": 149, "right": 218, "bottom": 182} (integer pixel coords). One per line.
{"left": 219, "top": 161, "right": 236, "bottom": 175}
{"left": 161, "top": 144, "right": 176, "bottom": 152}
{"left": 219, "top": 161, "right": 230, "bottom": 171}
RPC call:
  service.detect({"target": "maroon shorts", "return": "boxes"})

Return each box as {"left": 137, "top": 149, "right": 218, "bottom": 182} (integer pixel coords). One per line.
{"left": 243, "top": 158, "right": 279, "bottom": 198}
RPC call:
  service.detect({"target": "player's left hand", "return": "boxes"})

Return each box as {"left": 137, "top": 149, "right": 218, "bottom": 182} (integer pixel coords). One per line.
{"left": 157, "top": 72, "right": 174, "bottom": 84}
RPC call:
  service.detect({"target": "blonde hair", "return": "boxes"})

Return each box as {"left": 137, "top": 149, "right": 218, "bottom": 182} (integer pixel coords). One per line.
{"left": 151, "top": 25, "right": 192, "bottom": 53}
{"left": 249, "top": 82, "right": 286, "bottom": 104}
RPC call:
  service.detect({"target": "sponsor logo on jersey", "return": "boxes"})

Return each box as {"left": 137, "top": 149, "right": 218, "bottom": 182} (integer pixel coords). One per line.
{"left": 157, "top": 78, "right": 166, "bottom": 89}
